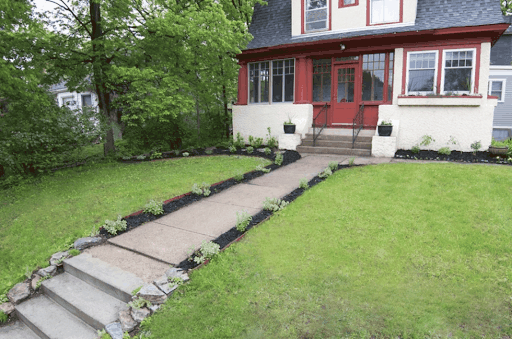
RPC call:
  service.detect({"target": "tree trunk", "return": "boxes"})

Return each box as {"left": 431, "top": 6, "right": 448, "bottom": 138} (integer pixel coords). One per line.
{"left": 196, "top": 98, "right": 201, "bottom": 143}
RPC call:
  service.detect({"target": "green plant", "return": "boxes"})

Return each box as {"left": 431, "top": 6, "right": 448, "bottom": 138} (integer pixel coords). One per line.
{"left": 251, "top": 137, "right": 264, "bottom": 148}
{"left": 168, "top": 276, "right": 184, "bottom": 288}
{"left": 35, "top": 275, "right": 52, "bottom": 289}
{"left": 182, "top": 152, "right": 190, "bottom": 157}
{"left": 299, "top": 178, "right": 309, "bottom": 190}
{"left": 69, "top": 249, "right": 80, "bottom": 257}
{"left": 229, "top": 145, "right": 237, "bottom": 153}
{"left": 318, "top": 167, "right": 332, "bottom": 179}
{"left": 123, "top": 332, "right": 131, "bottom": 339}
{"left": 131, "top": 285, "right": 143, "bottom": 296}
{"left": 236, "top": 210, "right": 252, "bottom": 232}
{"left": 448, "top": 136, "right": 458, "bottom": 145}
{"left": 438, "top": 147, "right": 451, "bottom": 155}
{"left": 129, "top": 297, "right": 152, "bottom": 310}
{"left": 193, "top": 241, "right": 220, "bottom": 264}
{"left": 137, "top": 155, "right": 146, "bottom": 160}
{"left": 379, "top": 120, "right": 392, "bottom": 126}
{"left": 263, "top": 197, "right": 289, "bottom": 212}
{"left": 411, "top": 145, "right": 420, "bottom": 153}
{"left": 103, "top": 215, "right": 128, "bottom": 235}
{"left": 25, "top": 265, "right": 32, "bottom": 279}
{"left": 420, "top": 135, "right": 435, "bottom": 147}
{"left": 234, "top": 170, "right": 244, "bottom": 182}
{"left": 144, "top": 200, "right": 164, "bottom": 216}
{"left": 192, "top": 182, "right": 211, "bottom": 197}
{"left": 274, "top": 153, "right": 283, "bottom": 166}
{"left": 174, "top": 149, "right": 181, "bottom": 156}
{"left": 348, "top": 157, "right": 355, "bottom": 166}
{"left": 233, "top": 132, "right": 245, "bottom": 148}
{"left": 90, "top": 225, "right": 100, "bottom": 237}
{"left": 264, "top": 147, "right": 272, "bottom": 155}
{"left": 283, "top": 117, "right": 294, "bottom": 125}
{"left": 471, "top": 140, "right": 482, "bottom": 154}
{"left": 150, "top": 151, "right": 162, "bottom": 160}
{"left": 246, "top": 146, "right": 254, "bottom": 154}
{"left": 205, "top": 149, "right": 213, "bottom": 155}
{"left": 0, "top": 310, "right": 7, "bottom": 324}
{"left": 266, "top": 127, "right": 278, "bottom": 148}
{"left": 328, "top": 161, "right": 338, "bottom": 171}
{"left": 0, "top": 294, "right": 8, "bottom": 304}
{"left": 491, "top": 138, "right": 508, "bottom": 148}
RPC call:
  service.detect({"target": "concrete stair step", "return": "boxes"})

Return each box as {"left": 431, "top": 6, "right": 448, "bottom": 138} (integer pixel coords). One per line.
{"left": 301, "top": 139, "right": 371, "bottom": 149}
{"left": 42, "top": 273, "right": 128, "bottom": 330}
{"left": 15, "top": 295, "right": 97, "bottom": 339}
{"left": 304, "top": 133, "right": 373, "bottom": 143}
{"left": 0, "top": 320, "right": 40, "bottom": 339}
{"left": 64, "top": 253, "right": 144, "bottom": 303}
{"left": 296, "top": 145, "right": 371, "bottom": 156}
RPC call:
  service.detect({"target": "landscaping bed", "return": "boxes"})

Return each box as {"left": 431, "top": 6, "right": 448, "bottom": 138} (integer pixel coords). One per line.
{"left": 395, "top": 149, "right": 512, "bottom": 164}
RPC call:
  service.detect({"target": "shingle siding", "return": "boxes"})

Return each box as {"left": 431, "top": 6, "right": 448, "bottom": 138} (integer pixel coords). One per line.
{"left": 247, "top": 0, "right": 507, "bottom": 50}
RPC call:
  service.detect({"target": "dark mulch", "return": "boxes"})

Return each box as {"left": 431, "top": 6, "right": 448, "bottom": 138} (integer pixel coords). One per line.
{"left": 395, "top": 149, "right": 511, "bottom": 165}
{"left": 99, "top": 150, "right": 302, "bottom": 239}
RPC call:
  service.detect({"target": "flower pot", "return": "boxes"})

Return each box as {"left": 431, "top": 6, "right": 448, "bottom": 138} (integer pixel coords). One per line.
{"left": 488, "top": 146, "right": 509, "bottom": 156}
{"left": 378, "top": 125, "right": 393, "bottom": 136}
{"left": 283, "top": 124, "right": 296, "bottom": 134}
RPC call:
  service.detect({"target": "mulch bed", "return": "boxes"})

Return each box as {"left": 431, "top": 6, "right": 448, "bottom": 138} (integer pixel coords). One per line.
{"left": 395, "top": 149, "right": 511, "bottom": 165}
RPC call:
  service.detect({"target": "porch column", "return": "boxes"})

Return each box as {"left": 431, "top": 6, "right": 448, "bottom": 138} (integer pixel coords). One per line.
{"left": 294, "top": 56, "right": 310, "bottom": 104}
{"left": 236, "top": 61, "right": 248, "bottom": 105}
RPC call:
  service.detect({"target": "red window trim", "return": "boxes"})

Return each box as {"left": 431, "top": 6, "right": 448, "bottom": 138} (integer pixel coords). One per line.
{"left": 366, "top": 0, "right": 404, "bottom": 27}
{"left": 302, "top": 0, "right": 332, "bottom": 35}
{"left": 339, "top": 0, "right": 358, "bottom": 8}
{"left": 401, "top": 43, "right": 481, "bottom": 95}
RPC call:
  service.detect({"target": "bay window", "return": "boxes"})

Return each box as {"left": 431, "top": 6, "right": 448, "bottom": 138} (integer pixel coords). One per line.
{"left": 406, "top": 51, "right": 438, "bottom": 95}
{"left": 370, "top": 0, "right": 400, "bottom": 25}
{"left": 305, "top": 0, "right": 328, "bottom": 32}
{"left": 441, "top": 49, "right": 475, "bottom": 94}
{"left": 249, "top": 59, "right": 294, "bottom": 104}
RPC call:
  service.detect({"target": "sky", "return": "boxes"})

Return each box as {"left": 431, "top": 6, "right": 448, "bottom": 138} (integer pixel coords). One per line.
{"left": 32, "top": 0, "right": 59, "bottom": 15}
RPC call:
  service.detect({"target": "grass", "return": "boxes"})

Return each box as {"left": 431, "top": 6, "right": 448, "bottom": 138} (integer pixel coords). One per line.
{"left": 0, "top": 155, "right": 270, "bottom": 295}
{"left": 145, "top": 163, "right": 512, "bottom": 339}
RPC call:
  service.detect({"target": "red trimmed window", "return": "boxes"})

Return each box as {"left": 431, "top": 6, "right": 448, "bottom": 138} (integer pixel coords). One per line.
{"left": 305, "top": 0, "right": 329, "bottom": 32}
{"left": 362, "top": 52, "right": 394, "bottom": 103}
{"left": 339, "top": 0, "right": 358, "bottom": 8}
{"left": 248, "top": 59, "right": 295, "bottom": 104}
{"left": 368, "top": 0, "right": 401, "bottom": 25}
{"left": 312, "top": 59, "right": 332, "bottom": 102}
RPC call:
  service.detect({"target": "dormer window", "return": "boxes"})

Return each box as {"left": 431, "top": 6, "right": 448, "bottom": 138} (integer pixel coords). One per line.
{"left": 305, "top": 0, "right": 329, "bottom": 32}
{"left": 370, "top": 0, "right": 400, "bottom": 25}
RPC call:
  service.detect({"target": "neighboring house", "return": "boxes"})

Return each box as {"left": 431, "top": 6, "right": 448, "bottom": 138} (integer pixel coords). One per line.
{"left": 49, "top": 81, "right": 98, "bottom": 113}
{"left": 490, "top": 19, "right": 512, "bottom": 141}
{"left": 233, "top": 0, "right": 509, "bottom": 156}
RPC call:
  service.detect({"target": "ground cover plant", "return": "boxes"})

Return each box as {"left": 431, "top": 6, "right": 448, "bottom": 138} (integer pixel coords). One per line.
{"left": 145, "top": 163, "right": 512, "bottom": 338}
{"left": 0, "top": 156, "right": 269, "bottom": 295}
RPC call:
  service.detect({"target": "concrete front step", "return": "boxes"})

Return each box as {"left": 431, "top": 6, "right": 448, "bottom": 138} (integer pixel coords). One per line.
{"left": 304, "top": 133, "right": 373, "bottom": 143}
{"left": 296, "top": 145, "right": 371, "bottom": 156}
{"left": 0, "top": 320, "right": 40, "bottom": 339}
{"left": 64, "top": 253, "right": 144, "bottom": 303}
{"left": 307, "top": 127, "right": 376, "bottom": 137}
{"left": 16, "top": 295, "right": 97, "bottom": 339}
{"left": 42, "top": 273, "right": 128, "bottom": 330}
{"left": 300, "top": 139, "right": 371, "bottom": 149}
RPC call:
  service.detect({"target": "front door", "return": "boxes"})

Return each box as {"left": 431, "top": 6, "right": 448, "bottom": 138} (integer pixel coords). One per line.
{"left": 332, "top": 65, "right": 358, "bottom": 125}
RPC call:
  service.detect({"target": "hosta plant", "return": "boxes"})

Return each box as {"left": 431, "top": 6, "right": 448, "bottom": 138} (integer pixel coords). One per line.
{"left": 144, "top": 200, "right": 164, "bottom": 216}
{"left": 263, "top": 197, "right": 289, "bottom": 212}
{"left": 236, "top": 210, "right": 252, "bottom": 232}
{"left": 193, "top": 241, "right": 220, "bottom": 264}
{"left": 103, "top": 215, "right": 127, "bottom": 235}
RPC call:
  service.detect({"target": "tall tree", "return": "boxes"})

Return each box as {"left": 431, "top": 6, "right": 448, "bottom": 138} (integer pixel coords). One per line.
{"left": 503, "top": 0, "right": 512, "bottom": 15}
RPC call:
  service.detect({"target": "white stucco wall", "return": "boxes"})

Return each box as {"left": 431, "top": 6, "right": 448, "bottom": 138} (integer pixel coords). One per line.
{"left": 233, "top": 103, "right": 313, "bottom": 141}
{"left": 331, "top": 3, "right": 366, "bottom": 32}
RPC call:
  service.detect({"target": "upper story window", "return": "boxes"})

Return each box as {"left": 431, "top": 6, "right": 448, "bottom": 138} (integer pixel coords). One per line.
{"left": 339, "top": 0, "right": 357, "bottom": 8}
{"left": 305, "top": 0, "right": 329, "bottom": 32}
{"left": 81, "top": 94, "right": 92, "bottom": 107}
{"left": 249, "top": 59, "right": 294, "bottom": 104}
{"left": 370, "top": 0, "right": 400, "bottom": 25}
{"left": 488, "top": 79, "right": 506, "bottom": 102}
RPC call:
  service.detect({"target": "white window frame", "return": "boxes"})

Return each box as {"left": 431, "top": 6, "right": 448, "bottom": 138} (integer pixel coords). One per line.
{"left": 488, "top": 79, "right": 506, "bottom": 102}
{"left": 304, "top": 0, "right": 329, "bottom": 33}
{"left": 405, "top": 50, "right": 439, "bottom": 96}
{"left": 440, "top": 48, "right": 476, "bottom": 95}
{"left": 370, "top": 0, "right": 400, "bottom": 25}
{"left": 248, "top": 59, "right": 295, "bottom": 105}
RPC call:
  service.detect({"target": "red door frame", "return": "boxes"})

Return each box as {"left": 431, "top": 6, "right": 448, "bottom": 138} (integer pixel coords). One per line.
{"left": 330, "top": 61, "right": 360, "bottom": 127}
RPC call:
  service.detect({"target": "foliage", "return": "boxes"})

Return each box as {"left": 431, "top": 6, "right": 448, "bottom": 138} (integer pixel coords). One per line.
{"left": 0, "top": 294, "right": 8, "bottom": 304}
{"left": 193, "top": 241, "right": 220, "bottom": 264}
{"left": 233, "top": 132, "right": 245, "bottom": 148}
{"left": 122, "top": 332, "right": 131, "bottom": 339}
{"left": 0, "top": 310, "right": 7, "bottom": 324}
{"left": 438, "top": 147, "right": 451, "bottom": 155}
{"left": 264, "top": 147, "right": 272, "bottom": 155}
{"left": 150, "top": 152, "right": 163, "bottom": 160}
{"left": 236, "top": 210, "right": 252, "bottom": 232}
{"left": 411, "top": 145, "right": 420, "bottom": 154}
{"left": 168, "top": 276, "right": 184, "bottom": 288}
{"left": 129, "top": 297, "right": 152, "bottom": 310}
{"left": 35, "top": 275, "right": 52, "bottom": 290}
{"left": 255, "top": 164, "right": 270, "bottom": 173}
{"left": 274, "top": 153, "right": 283, "bottom": 166}
{"left": 299, "top": 178, "right": 309, "bottom": 190}
{"left": 471, "top": 140, "right": 482, "bottom": 154}
{"left": 103, "top": 215, "right": 128, "bottom": 235}
{"left": 420, "top": 135, "right": 435, "bottom": 147}
{"left": 144, "top": 200, "right": 164, "bottom": 216}
{"left": 205, "top": 149, "right": 213, "bottom": 155}
{"left": 248, "top": 136, "right": 264, "bottom": 148}
{"left": 69, "top": 249, "right": 80, "bottom": 257}
{"left": 266, "top": 127, "right": 278, "bottom": 148}
{"left": 328, "top": 161, "right": 338, "bottom": 171}
{"left": 192, "top": 182, "right": 211, "bottom": 197}
{"left": 234, "top": 170, "right": 244, "bottom": 182}
{"left": 229, "top": 145, "right": 237, "bottom": 153}
{"left": 283, "top": 117, "right": 294, "bottom": 125}
{"left": 182, "top": 152, "right": 190, "bottom": 157}
{"left": 263, "top": 197, "right": 289, "bottom": 212}
{"left": 318, "top": 167, "right": 333, "bottom": 178}
{"left": 246, "top": 146, "right": 254, "bottom": 154}
{"left": 379, "top": 120, "right": 392, "bottom": 126}
{"left": 131, "top": 286, "right": 143, "bottom": 296}
{"left": 491, "top": 138, "right": 509, "bottom": 148}
{"left": 502, "top": 0, "right": 512, "bottom": 15}
{"left": 348, "top": 157, "right": 355, "bottom": 166}
{"left": 137, "top": 155, "right": 146, "bottom": 160}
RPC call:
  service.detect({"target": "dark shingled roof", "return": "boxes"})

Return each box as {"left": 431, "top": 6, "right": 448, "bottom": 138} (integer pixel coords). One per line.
{"left": 247, "top": 0, "right": 508, "bottom": 50}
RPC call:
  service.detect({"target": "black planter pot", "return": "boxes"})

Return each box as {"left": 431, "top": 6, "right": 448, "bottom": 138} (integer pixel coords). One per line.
{"left": 378, "top": 125, "right": 393, "bottom": 136}
{"left": 284, "top": 124, "right": 296, "bottom": 134}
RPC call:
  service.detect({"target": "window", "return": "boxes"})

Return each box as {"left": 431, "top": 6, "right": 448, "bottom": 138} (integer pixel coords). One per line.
{"left": 441, "top": 49, "right": 475, "bottom": 94}
{"left": 370, "top": 0, "right": 400, "bottom": 25}
{"left": 362, "top": 53, "right": 386, "bottom": 101}
{"left": 388, "top": 53, "right": 394, "bottom": 101}
{"left": 406, "top": 51, "right": 438, "bottom": 95}
{"left": 313, "top": 59, "right": 332, "bottom": 102}
{"left": 488, "top": 79, "right": 506, "bottom": 102}
{"left": 305, "top": 0, "right": 328, "bottom": 32}
{"left": 62, "top": 96, "right": 76, "bottom": 107}
{"left": 81, "top": 94, "right": 92, "bottom": 107}
{"left": 249, "top": 59, "right": 294, "bottom": 104}
{"left": 339, "top": 0, "right": 357, "bottom": 7}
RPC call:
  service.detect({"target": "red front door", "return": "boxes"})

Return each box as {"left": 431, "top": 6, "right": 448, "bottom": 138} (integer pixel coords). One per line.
{"left": 332, "top": 65, "right": 359, "bottom": 125}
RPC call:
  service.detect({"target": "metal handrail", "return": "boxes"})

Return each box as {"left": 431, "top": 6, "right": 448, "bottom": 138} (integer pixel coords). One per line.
{"left": 313, "top": 103, "right": 328, "bottom": 146}
{"left": 352, "top": 103, "right": 364, "bottom": 148}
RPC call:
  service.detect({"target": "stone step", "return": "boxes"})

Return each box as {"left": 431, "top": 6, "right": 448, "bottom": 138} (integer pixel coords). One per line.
{"left": 0, "top": 320, "right": 40, "bottom": 339}
{"left": 304, "top": 133, "right": 373, "bottom": 143}
{"left": 301, "top": 139, "right": 371, "bottom": 149}
{"left": 15, "top": 295, "right": 97, "bottom": 339}
{"left": 296, "top": 145, "right": 371, "bottom": 156}
{"left": 42, "top": 273, "right": 128, "bottom": 330}
{"left": 64, "top": 253, "right": 144, "bottom": 303}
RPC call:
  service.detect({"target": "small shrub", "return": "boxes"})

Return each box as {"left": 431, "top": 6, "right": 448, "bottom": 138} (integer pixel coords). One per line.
{"left": 103, "top": 215, "right": 127, "bottom": 235}
{"left": 420, "top": 135, "right": 435, "bottom": 147}
{"left": 150, "top": 151, "right": 162, "bottom": 160}
{"left": 256, "top": 164, "right": 271, "bottom": 173}
{"left": 205, "top": 149, "right": 213, "bottom": 155}
{"left": 229, "top": 145, "right": 237, "bottom": 153}
{"left": 144, "top": 200, "right": 164, "bottom": 216}
{"left": 234, "top": 170, "right": 244, "bottom": 182}
{"left": 193, "top": 241, "right": 220, "bottom": 264}
{"left": 182, "top": 152, "right": 190, "bottom": 157}
{"left": 0, "top": 294, "right": 8, "bottom": 304}
{"left": 299, "top": 178, "right": 309, "bottom": 190}
{"left": 471, "top": 140, "right": 481, "bottom": 154}
{"left": 266, "top": 127, "right": 278, "bottom": 148}
{"left": 438, "top": 147, "right": 451, "bottom": 155}
{"left": 263, "top": 197, "right": 289, "bottom": 212}
{"left": 318, "top": 167, "right": 332, "bottom": 179}
{"left": 129, "top": 297, "right": 152, "bottom": 310}
{"left": 251, "top": 137, "right": 264, "bottom": 148}
{"left": 69, "top": 249, "right": 80, "bottom": 257}
{"left": 328, "top": 161, "right": 338, "bottom": 171}
{"left": 348, "top": 157, "right": 355, "bottom": 166}
{"left": 136, "top": 155, "right": 146, "bottom": 160}
{"left": 411, "top": 145, "right": 420, "bottom": 153}
{"left": 192, "top": 182, "right": 211, "bottom": 197}
{"left": 264, "top": 147, "right": 272, "bottom": 155}
{"left": 236, "top": 210, "right": 252, "bottom": 232}
{"left": 246, "top": 146, "right": 254, "bottom": 154}
{"left": 233, "top": 132, "right": 245, "bottom": 148}
{"left": 274, "top": 153, "right": 283, "bottom": 166}
{"left": 491, "top": 138, "right": 508, "bottom": 148}
{"left": 123, "top": 332, "right": 130, "bottom": 339}
{"left": 168, "top": 276, "right": 184, "bottom": 288}
{"left": 174, "top": 149, "right": 181, "bottom": 156}
{"left": 90, "top": 225, "right": 100, "bottom": 237}
{"left": 0, "top": 310, "right": 7, "bottom": 324}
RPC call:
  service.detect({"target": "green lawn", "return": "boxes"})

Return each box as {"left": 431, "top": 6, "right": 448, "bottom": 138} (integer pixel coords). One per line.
{"left": 145, "top": 163, "right": 512, "bottom": 339}
{"left": 0, "top": 155, "right": 269, "bottom": 296}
